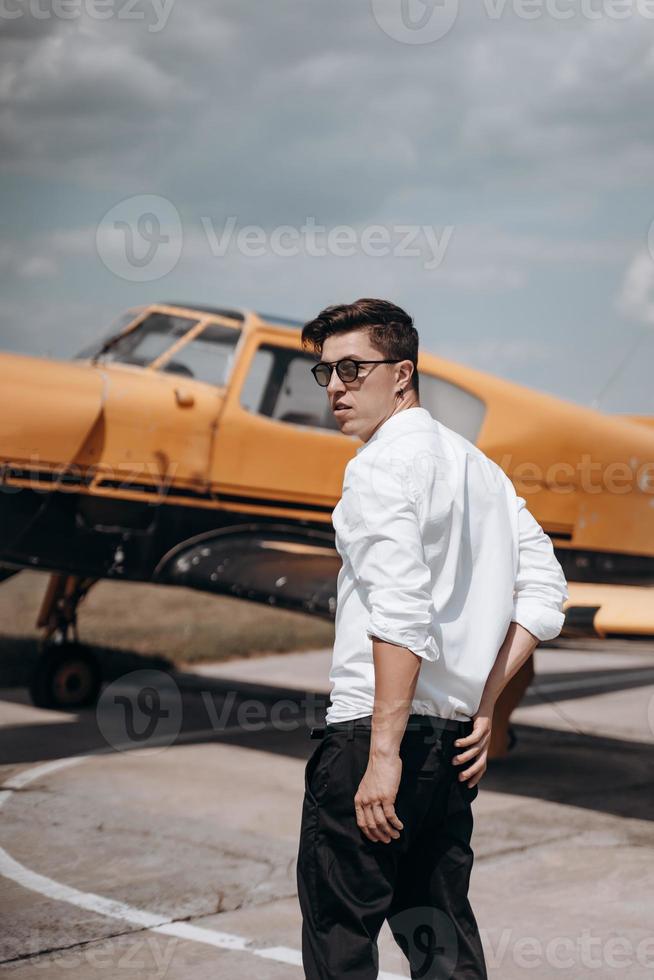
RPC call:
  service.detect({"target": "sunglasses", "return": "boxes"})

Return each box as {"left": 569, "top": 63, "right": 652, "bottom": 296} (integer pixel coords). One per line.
{"left": 310, "top": 358, "right": 402, "bottom": 387}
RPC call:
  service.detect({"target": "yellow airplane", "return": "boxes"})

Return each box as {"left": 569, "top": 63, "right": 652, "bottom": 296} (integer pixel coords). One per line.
{"left": 1, "top": 302, "right": 652, "bottom": 756}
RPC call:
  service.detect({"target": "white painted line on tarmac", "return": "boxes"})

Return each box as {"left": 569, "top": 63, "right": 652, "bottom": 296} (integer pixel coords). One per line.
{"left": 0, "top": 845, "right": 169, "bottom": 931}
{"left": 0, "top": 753, "right": 406, "bottom": 978}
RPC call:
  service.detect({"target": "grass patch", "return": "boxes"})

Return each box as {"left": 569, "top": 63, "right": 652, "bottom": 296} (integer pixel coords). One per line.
{"left": 0, "top": 570, "right": 334, "bottom": 686}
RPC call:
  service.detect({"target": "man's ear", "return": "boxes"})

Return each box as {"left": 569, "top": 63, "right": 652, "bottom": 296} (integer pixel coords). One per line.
{"left": 399, "top": 360, "right": 415, "bottom": 388}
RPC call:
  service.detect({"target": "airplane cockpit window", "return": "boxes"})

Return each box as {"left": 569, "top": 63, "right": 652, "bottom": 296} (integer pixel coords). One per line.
{"left": 77, "top": 312, "right": 199, "bottom": 366}
{"left": 76, "top": 310, "right": 241, "bottom": 386}
{"left": 155, "top": 322, "right": 240, "bottom": 386}
{"left": 74, "top": 309, "right": 144, "bottom": 360}
{"left": 418, "top": 373, "right": 486, "bottom": 444}
{"left": 240, "top": 344, "right": 340, "bottom": 431}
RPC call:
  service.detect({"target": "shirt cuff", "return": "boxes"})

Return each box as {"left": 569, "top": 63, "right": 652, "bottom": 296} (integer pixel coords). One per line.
{"left": 512, "top": 598, "right": 566, "bottom": 642}
{"left": 366, "top": 619, "right": 441, "bottom": 662}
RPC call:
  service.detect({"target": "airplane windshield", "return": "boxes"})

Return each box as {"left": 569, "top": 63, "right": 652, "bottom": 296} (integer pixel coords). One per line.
{"left": 74, "top": 309, "right": 145, "bottom": 360}
{"left": 75, "top": 310, "right": 196, "bottom": 364}
{"left": 76, "top": 310, "right": 241, "bottom": 386}
{"left": 156, "top": 321, "right": 241, "bottom": 386}
{"left": 88, "top": 312, "right": 199, "bottom": 366}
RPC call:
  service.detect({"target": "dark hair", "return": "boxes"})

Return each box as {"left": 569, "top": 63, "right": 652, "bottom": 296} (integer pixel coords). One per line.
{"left": 300, "top": 298, "right": 419, "bottom": 395}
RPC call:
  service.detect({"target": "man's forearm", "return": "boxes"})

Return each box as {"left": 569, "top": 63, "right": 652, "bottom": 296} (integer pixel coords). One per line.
{"left": 368, "top": 621, "right": 537, "bottom": 761}
{"left": 479, "top": 620, "right": 539, "bottom": 713}
{"left": 369, "top": 638, "right": 422, "bottom": 758}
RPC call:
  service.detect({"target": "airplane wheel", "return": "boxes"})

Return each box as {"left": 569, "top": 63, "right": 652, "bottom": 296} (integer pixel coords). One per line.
{"left": 29, "top": 644, "right": 102, "bottom": 710}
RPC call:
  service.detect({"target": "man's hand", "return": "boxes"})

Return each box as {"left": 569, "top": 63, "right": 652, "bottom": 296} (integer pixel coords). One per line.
{"left": 452, "top": 621, "right": 539, "bottom": 789}
{"left": 451, "top": 707, "right": 493, "bottom": 788}
{"left": 354, "top": 751, "right": 404, "bottom": 843}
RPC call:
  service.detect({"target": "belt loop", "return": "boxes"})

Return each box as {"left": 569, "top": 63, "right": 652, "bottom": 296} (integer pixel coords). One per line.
{"left": 347, "top": 719, "right": 356, "bottom": 741}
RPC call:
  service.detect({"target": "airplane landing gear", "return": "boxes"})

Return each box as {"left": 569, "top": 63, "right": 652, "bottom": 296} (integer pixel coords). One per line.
{"left": 29, "top": 642, "right": 102, "bottom": 710}
{"left": 31, "top": 573, "right": 102, "bottom": 710}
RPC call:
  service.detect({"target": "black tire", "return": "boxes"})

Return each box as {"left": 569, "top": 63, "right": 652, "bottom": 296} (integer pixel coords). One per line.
{"left": 29, "top": 644, "right": 102, "bottom": 710}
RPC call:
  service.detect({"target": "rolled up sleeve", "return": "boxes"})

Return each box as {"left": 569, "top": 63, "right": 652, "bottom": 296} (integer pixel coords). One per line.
{"left": 512, "top": 496, "right": 569, "bottom": 642}
{"left": 342, "top": 456, "right": 440, "bottom": 662}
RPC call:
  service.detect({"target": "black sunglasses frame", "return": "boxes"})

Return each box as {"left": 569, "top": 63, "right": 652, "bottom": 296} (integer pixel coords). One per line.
{"left": 310, "top": 358, "right": 402, "bottom": 387}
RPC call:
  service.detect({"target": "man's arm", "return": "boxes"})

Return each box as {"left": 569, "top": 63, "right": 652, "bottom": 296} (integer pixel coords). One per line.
{"left": 355, "top": 638, "right": 422, "bottom": 844}
{"left": 341, "top": 455, "right": 441, "bottom": 664}
{"left": 480, "top": 494, "right": 569, "bottom": 715}
{"left": 452, "top": 496, "right": 569, "bottom": 787}
{"left": 342, "top": 453, "right": 445, "bottom": 843}
{"left": 370, "top": 638, "right": 422, "bottom": 758}
{"left": 510, "top": 496, "right": 569, "bottom": 641}
{"left": 479, "top": 621, "right": 539, "bottom": 713}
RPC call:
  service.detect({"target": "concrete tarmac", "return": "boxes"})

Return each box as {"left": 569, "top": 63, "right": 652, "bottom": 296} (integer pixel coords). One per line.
{"left": 1, "top": 640, "right": 653, "bottom": 978}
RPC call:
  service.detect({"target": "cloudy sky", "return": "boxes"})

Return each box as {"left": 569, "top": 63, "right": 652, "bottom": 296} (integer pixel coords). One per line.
{"left": 1, "top": 0, "right": 654, "bottom": 412}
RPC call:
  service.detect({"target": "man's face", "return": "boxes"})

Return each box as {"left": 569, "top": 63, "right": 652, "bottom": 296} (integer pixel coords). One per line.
{"left": 319, "top": 329, "right": 409, "bottom": 443}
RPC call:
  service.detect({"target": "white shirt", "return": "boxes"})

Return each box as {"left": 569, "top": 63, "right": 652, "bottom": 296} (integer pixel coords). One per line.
{"left": 326, "top": 405, "right": 569, "bottom": 724}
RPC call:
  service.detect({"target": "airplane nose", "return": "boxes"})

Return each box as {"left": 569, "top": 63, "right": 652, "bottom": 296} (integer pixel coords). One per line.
{"left": 0, "top": 351, "right": 105, "bottom": 471}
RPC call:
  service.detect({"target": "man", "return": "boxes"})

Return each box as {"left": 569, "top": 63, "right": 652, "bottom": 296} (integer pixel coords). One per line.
{"left": 296, "top": 298, "right": 569, "bottom": 979}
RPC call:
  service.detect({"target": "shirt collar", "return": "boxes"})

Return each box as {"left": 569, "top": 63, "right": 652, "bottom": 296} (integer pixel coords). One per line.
{"left": 355, "top": 406, "right": 434, "bottom": 454}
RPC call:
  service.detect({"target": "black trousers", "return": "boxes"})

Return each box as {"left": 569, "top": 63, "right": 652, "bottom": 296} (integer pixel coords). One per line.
{"left": 296, "top": 713, "right": 488, "bottom": 979}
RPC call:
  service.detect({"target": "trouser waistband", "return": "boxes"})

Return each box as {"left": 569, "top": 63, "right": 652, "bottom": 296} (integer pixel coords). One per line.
{"left": 310, "top": 712, "right": 473, "bottom": 740}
